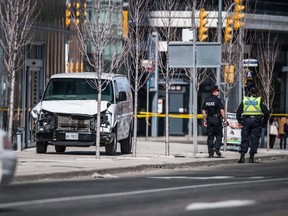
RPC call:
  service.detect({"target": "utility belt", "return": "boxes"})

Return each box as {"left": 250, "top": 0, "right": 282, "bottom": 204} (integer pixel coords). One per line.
{"left": 208, "top": 114, "right": 221, "bottom": 118}
{"left": 243, "top": 115, "right": 263, "bottom": 119}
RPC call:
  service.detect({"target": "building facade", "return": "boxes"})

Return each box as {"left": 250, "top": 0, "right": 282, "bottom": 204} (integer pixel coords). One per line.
{"left": 0, "top": 0, "right": 125, "bottom": 147}
{"left": 140, "top": 0, "right": 288, "bottom": 136}
{"left": 1, "top": 0, "right": 287, "bottom": 144}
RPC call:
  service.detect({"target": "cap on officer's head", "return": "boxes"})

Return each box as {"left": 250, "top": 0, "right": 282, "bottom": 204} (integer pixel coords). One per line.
{"left": 250, "top": 87, "right": 258, "bottom": 95}
{"left": 211, "top": 85, "right": 220, "bottom": 93}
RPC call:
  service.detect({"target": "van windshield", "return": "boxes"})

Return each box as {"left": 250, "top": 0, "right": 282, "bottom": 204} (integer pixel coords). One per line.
{"left": 43, "top": 78, "right": 113, "bottom": 101}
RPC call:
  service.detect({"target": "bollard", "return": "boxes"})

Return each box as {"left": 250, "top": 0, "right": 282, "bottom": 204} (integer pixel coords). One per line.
{"left": 16, "top": 131, "right": 22, "bottom": 151}
{"left": 16, "top": 127, "right": 24, "bottom": 151}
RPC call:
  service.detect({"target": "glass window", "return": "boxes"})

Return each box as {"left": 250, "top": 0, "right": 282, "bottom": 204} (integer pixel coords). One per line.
{"left": 43, "top": 78, "right": 113, "bottom": 101}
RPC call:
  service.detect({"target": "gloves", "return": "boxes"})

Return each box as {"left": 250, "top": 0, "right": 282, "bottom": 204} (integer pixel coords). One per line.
{"left": 237, "top": 118, "right": 243, "bottom": 125}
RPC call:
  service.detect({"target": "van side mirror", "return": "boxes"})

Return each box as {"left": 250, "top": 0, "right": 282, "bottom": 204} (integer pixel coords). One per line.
{"left": 117, "top": 91, "right": 127, "bottom": 102}
{"left": 39, "top": 89, "right": 44, "bottom": 100}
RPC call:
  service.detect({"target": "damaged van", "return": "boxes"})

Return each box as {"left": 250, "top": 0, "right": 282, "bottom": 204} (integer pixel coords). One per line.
{"left": 31, "top": 72, "right": 133, "bottom": 155}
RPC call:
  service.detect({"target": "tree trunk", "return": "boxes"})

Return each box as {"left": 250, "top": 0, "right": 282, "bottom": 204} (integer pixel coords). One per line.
{"left": 132, "top": 33, "right": 140, "bottom": 158}
{"left": 165, "top": 82, "right": 170, "bottom": 156}
{"left": 8, "top": 70, "right": 16, "bottom": 139}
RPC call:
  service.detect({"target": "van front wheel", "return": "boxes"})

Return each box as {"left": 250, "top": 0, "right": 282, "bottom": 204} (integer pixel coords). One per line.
{"left": 55, "top": 145, "right": 66, "bottom": 153}
{"left": 105, "top": 131, "right": 117, "bottom": 155}
{"left": 36, "top": 141, "right": 47, "bottom": 154}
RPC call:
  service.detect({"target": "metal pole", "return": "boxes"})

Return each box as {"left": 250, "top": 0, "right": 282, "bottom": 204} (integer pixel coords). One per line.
{"left": 189, "top": 76, "right": 193, "bottom": 137}
{"left": 216, "top": 0, "right": 223, "bottom": 86}
{"left": 192, "top": 3, "right": 197, "bottom": 158}
{"left": 239, "top": 28, "right": 244, "bottom": 104}
{"left": 188, "top": 3, "right": 194, "bottom": 138}
{"left": 146, "top": 81, "right": 149, "bottom": 140}
{"left": 151, "top": 32, "right": 159, "bottom": 137}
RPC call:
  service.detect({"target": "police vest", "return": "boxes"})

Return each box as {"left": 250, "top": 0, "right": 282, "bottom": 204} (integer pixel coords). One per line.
{"left": 243, "top": 96, "right": 263, "bottom": 115}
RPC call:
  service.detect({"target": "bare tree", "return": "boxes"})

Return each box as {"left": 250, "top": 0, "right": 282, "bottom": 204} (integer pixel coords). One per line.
{"left": 75, "top": 0, "right": 124, "bottom": 158}
{"left": 221, "top": 0, "right": 254, "bottom": 151}
{"left": 153, "top": 0, "right": 180, "bottom": 156}
{"left": 255, "top": 32, "right": 280, "bottom": 150}
{"left": 0, "top": 0, "right": 38, "bottom": 139}
{"left": 181, "top": 0, "right": 210, "bottom": 157}
{"left": 126, "top": 0, "right": 149, "bottom": 157}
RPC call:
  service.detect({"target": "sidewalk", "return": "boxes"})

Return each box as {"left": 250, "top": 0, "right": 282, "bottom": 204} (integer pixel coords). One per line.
{"left": 13, "top": 136, "right": 288, "bottom": 183}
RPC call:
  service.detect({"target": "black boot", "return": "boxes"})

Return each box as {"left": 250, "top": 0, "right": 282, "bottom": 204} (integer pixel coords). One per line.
{"left": 213, "top": 148, "right": 222, "bottom": 157}
{"left": 249, "top": 154, "right": 255, "bottom": 163}
{"left": 238, "top": 153, "right": 245, "bottom": 163}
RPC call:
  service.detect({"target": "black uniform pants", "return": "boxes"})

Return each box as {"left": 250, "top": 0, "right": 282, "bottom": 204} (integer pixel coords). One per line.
{"left": 207, "top": 116, "right": 223, "bottom": 155}
{"left": 240, "top": 117, "right": 262, "bottom": 155}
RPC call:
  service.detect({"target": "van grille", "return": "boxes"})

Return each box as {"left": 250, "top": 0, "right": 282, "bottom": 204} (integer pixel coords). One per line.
{"left": 57, "top": 115, "right": 91, "bottom": 131}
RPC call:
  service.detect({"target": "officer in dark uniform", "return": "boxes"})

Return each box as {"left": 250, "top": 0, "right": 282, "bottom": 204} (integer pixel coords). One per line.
{"left": 236, "top": 87, "right": 269, "bottom": 163}
{"left": 201, "top": 85, "right": 226, "bottom": 158}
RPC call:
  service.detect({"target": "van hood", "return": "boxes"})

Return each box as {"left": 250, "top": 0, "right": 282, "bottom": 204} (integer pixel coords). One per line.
{"left": 31, "top": 100, "right": 109, "bottom": 118}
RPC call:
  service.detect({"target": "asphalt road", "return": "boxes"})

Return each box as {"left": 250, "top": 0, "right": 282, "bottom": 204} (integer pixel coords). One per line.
{"left": 1, "top": 160, "right": 288, "bottom": 216}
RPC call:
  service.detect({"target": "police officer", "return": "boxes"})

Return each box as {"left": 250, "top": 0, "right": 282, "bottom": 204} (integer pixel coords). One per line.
{"left": 236, "top": 87, "right": 269, "bottom": 163}
{"left": 201, "top": 85, "right": 226, "bottom": 158}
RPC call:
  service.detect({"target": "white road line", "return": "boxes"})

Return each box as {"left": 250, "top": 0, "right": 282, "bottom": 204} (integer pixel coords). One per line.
{"left": 186, "top": 200, "right": 256, "bottom": 211}
{"left": 148, "top": 176, "right": 234, "bottom": 180}
{"left": 0, "top": 177, "right": 287, "bottom": 209}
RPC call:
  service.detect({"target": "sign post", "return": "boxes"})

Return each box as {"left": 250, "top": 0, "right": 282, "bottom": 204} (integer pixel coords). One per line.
{"left": 168, "top": 41, "right": 221, "bottom": 158}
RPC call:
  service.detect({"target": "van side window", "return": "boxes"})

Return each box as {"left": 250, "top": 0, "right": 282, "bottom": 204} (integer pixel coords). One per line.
{"left": 101, "top": 81, "right": 113, "bottom": 102}
{"left": 114, "top": 80, "right": 119, "bottom": 100}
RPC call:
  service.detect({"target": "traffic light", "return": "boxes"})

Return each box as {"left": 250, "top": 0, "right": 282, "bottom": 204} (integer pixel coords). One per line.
{"left": 74, "top": 2, "right": 80, "bottom": 25}
{"left": 65, "top": 3, "right": 71, "bottom": 27}
{"left": 198, "top": 8, "right": 208, "bottom": 42}
{"left": 122, "top": 0, "right": 129, "bottom": 38}
{"left": 224, "top": 65, "right": 235, "bottom": 84}
{"left": 224, "top": 16, "right": 233, "bottom": 44}
{"left": 234, "top": 0, "right": 245, "bottom": 30}
{"left": 83, "top": 2, "right": 87, "bottom": 22}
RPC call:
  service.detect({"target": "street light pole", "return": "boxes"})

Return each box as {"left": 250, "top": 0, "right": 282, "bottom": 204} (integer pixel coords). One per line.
{"left": 192, "top": 2, "right": 197, "bottom": 158}
{"left": 216, "top": 0, "right": 223, "bottom": 86}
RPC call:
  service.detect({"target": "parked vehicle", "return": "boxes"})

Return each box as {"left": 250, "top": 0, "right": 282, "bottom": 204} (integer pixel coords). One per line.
{"left": 0, "top": 129, "right": 17, "bottom": 185}
{"left": 31, "top": 72, "right": 133, "bottom": 155}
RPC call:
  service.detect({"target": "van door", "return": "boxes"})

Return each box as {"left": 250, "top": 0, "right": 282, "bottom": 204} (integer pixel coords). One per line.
{"left": 114, "top": 78, "right": 131, "bottom": 140}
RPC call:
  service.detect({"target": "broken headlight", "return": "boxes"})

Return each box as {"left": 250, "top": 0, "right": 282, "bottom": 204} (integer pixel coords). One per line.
{"left": 38, "top": 109, "right": 55, "bottom": 131}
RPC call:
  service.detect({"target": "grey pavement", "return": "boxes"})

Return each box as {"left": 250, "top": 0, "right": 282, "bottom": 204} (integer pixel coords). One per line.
{"left": 13, "top": 136, "right": 288, "bottom": 183}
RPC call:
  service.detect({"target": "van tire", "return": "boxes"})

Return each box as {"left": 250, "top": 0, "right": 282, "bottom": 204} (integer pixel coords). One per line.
{"left": 55, "top": 145, "right": 66, "bottom": 153}
{"left": 120, "top": 129, "right": 132, "bottom": 154}
{"left": 36, "top": 141, "right": 47, "bottom": 154}
{"left": 105, "top": 131, "right": 117, "bottom": 155}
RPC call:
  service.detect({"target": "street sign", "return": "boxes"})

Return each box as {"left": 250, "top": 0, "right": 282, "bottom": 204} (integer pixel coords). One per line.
{"left": 168, "top": 42, "right": 195, "bottom": 68}
{"left": 196, "top": 42, "right": 221, "bottom": 68}
{"left": 168, "top": 42, "right": 221, "bottom": 68}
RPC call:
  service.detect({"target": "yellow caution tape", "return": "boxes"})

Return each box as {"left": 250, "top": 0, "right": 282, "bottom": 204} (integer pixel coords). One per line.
{"left": 137, "top": 112, "right": 288, "bottom": 119}
{"left": 138, "top": 112, "right": 203, "bottom": 119}
{"left": 0, "top": 108, "right": 286, "bottom": 119}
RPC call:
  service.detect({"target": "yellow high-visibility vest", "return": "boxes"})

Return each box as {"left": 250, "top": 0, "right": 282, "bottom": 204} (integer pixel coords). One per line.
{"left": 243, "top": 96, "right": 263, "bottom": 115}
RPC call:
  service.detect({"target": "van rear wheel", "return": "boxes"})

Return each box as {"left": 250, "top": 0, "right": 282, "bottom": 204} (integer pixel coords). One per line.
{"left": 36, "top": 141, "right": 47, "bottom": 154}
{"left": 120, "top": 129, "right": 132, "bottom": 154}
{"left": 55, "top": 145, "right": 66, "bottom": 153}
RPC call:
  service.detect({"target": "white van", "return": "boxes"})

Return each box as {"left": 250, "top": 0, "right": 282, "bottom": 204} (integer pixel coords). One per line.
{"left": 31, "top": 72, "right": 133, "bottom": 155}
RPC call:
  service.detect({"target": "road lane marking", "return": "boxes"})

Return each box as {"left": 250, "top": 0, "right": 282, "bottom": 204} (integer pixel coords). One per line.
{"left": 148, "top": 176, "right": 265, "bottom": 180}
{"left": 186, "top": 200, "right": 256, "bottom": 211}
{"left": 148, "top": 176, "right": 234, "bottom": 180}
{"left": 0, "top": 177, "right": 287, "bottom": 209}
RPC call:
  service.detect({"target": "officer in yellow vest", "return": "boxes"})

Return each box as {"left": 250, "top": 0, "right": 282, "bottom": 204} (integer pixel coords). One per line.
{"left": 236, "top": 87, "right": 269, "bottom": 163}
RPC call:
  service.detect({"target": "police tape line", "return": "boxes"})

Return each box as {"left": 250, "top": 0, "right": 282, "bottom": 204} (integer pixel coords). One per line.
{"left": 0, "top": 109, "right": 287, "bottom": 119}
{"left": 137, "top": 112, "right": 288, "bottom": 119}
{"left": 0, "top": 108, "right": 27, "bottom": 112}
{"left": 137, "top": 112, "right": 203, "bottom": 119}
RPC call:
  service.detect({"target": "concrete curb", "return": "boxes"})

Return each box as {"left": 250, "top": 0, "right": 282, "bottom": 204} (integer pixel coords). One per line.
{"left": 13, "top": 154, "right": 288, "bottom": 183}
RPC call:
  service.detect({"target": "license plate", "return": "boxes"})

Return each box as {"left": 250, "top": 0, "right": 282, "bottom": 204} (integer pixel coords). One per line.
{"left": 65, "top": 133, "right": 79, "bottom": 140}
